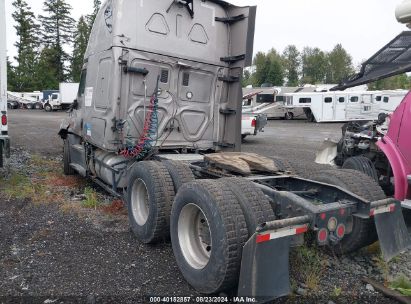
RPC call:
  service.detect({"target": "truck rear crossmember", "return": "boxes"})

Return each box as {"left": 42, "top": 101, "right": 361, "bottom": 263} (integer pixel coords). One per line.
{"left": 240, "top": 183, "right": 409, "bottom": 301}
{"left": 185, "top": 159, "right": 411, "bottom": 302}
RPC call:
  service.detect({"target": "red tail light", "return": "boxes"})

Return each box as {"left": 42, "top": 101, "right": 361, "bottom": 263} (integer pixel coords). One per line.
{"left": 251, "top": 119, "right": 256, "bottom": 127}
{"left": 317, "top": 228, "right": 328, "bottom": 243}
{"left": 336, "top": 224, "right": 346, "bottom": 239}
{"left": 1, "top": 114, "right": 7, "bottom": 126}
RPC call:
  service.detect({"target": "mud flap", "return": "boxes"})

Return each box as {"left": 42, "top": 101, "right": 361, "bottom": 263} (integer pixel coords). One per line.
{"left": 237, "top": 233, "right": 291, "bottom": 303}
{"left": 374, "top": 204, "right": 411, "bottom": 261}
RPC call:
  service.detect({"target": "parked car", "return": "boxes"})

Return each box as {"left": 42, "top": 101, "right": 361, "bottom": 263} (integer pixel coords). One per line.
{"left": 241, "top": 112, "right": 267, "bottom": 140}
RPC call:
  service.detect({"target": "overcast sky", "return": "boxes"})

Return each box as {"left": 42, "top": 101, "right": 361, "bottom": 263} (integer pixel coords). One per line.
{"left": 5, "top": 0, "right": 406, "bottom": 66}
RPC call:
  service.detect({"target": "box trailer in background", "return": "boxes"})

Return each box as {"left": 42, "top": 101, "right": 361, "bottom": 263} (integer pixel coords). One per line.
{"left": 284, "top": 91, "right": 382, "bottom": 122}
{"left": 44, "top": 83, "right": 79, "bottom": 112}
{"left": 284, "top": 90, "right": 409, "bottom": 123}
{"left": 0, "top": 0, "right": 10, "bottom": 167}
{"left": 378, "top": 90, "right": 408, "bottom": 119}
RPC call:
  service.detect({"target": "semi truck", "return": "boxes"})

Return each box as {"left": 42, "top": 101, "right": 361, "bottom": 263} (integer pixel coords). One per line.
{"left": 59, "top": 0, "right": 410, "bottom": 302}
{"left": 0, "top": 0, "right": 10, "bottom": 167}
{"left": 44, "top": 83, "right": 79, "bottom": 112}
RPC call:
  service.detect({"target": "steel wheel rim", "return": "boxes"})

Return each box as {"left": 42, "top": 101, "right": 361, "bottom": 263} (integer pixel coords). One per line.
{"left": 178, "top": 203, "right": 212, "bottom": 270}
{"left": 131, "top": 178, "right": 150, "bottom": 226}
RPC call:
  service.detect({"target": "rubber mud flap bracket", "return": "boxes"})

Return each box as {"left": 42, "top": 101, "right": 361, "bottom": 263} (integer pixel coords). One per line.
{"left": 238, "top": 233, "right": 291, "bottom": 303}
{"left": 374, "top": 202, "right": 411, "bottom": 261}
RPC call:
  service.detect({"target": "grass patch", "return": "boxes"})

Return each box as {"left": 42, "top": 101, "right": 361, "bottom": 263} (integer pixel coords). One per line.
{"left": 292, "top": 246, "right": 325, "bottom": 292}
{"left": 82, "top": 187, "right": 100, "bottom": 209}
{"left": 390, "top": 275, "right": 411, "bottom": 296}
{"left": 0, "top": 173, "right": 35, "bottom": 199}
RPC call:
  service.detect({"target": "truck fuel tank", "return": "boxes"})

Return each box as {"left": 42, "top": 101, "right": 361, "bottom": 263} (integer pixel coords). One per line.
{"left": 91, "top": 150, "right": 129, "bottom": 189}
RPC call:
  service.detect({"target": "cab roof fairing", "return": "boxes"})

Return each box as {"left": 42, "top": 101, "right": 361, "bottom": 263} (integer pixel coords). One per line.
{"left": 84, "top": 0, "right": 256, "bottom": 67}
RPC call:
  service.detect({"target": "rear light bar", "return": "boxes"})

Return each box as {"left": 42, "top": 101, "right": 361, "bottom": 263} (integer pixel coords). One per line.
{"left": 369, "top": 203, "right": 395, "bottom": 217}
{"left": 256, "top": 224, "right": 308, "bottom": 243}
{"left": 1, "top": 114, "right": 7, "bottom": 126}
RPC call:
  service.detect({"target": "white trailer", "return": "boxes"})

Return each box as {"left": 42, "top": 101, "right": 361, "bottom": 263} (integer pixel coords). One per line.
{"left": 7, "top": 91, "right": 42, "bottom": 109}
{"left": 284, "top": 91, "right": 382, "bottom": 122}
{"left": 44, "top": 83, "right": 79, "bottom": 112}
{"left": 242, "top": 87, "right": 312, "bottom": 120}
{"left": 0, "top": 0, "right": 10, "bottom": 167}
{"left": 377, "top": 90, "right": 408, "bottom": 118}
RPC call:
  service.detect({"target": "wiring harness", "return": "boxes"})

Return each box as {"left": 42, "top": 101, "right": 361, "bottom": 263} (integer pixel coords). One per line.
{"left": 120, "top": 92, "right": 159, "bottom": 160}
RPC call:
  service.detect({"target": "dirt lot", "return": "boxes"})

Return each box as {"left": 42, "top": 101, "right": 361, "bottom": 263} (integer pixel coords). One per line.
{"left": 1, "top": 109, "right": 410, "bottom": 303}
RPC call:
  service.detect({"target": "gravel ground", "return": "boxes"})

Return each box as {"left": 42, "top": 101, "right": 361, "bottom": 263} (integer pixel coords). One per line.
{"left": 1, "top": 110, "right": 410, "bottom": 303}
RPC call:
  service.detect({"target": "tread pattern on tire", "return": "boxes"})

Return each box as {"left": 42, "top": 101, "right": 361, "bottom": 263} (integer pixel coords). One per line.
{"left": 342, "top": 156, "right": 379, "bottom": 182}
{"left": 162, "top": 160, "right": 195, "bottom": 192}
{"left": 270, "top": 156, "right": 295, "bottom": 174}
{"left": 174, "top": 179, "right": 248, "bottom": 293}
{"left": 311, "top": 169, "right": 385, "bottom": 254}
{"left": 128, "top": 161, "right": 175, "bottom": 243}
{"left": 220, "top": 177, "right": 275, "bottom": 235}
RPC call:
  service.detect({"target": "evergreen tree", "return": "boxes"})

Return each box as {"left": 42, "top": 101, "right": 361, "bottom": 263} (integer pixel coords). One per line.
{"left": 368, "top": 74, "right": 410, "bottom": 90}
{"left": 12, "top": 0, "right": 40, "bottom": 91}
{"left": 251, "top": 49, "right": 284, "bottom": 87}
{"left": 252, "top": 52, "right": 269, "bottom": 87}
{"left": 7, "top": 59, "right": 18, "bottom": 91}
{"left": 71, "top": 16, "right": 89, "bottom": 82}
{"left": 35, "top": 47, "right": 60, "bottom": 90}
{"left": 301, "top": 47, "right": 327, "bottom": 84}
{"left": 326, "top": 44, "right": 354, "bottom": 84}
{"left": 242, "top": 70, "right": 252, "bottom": 87}
{"left": 39, "top": 0, "right": 75, "bottom": 82}
{"left": 266, "top": 49, "right": 284, "bottom": 86}
{"left": 282, "top": 45, "right": 300, "bottom": 86}
{"left": 87, "top": 0, "right": 101, "bottom": 31}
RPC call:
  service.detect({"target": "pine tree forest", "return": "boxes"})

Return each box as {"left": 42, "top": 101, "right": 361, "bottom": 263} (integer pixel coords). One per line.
{"left": 8, "top": 0, "right": 410, "bottom": 92}
{"left": 8, "top": 0, "right": 101, "bottom": 92}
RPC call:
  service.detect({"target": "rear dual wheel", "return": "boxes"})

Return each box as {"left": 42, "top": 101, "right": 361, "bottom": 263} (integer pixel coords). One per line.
{"left": 127, "top": 161, "right": 276, "bottom": 294}
{"left": 171, "top": 178, "right": 275, "bottom": 294}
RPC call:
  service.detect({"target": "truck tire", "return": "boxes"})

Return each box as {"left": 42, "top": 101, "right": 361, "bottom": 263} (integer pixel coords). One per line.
{"left": 44, "top": 103, "right": 52, "bottom": 112}
{"left": 35, "top": 102, "right": 43, "bottom": 110}
{"left": 26, "top": 103, "right": 34, "bottom": 110}
{"left": 270, "top": 156, "right": 295, "bottom": 175}
{"left": 162, "top": 160, "right": 195, "bottom": 192}
{"left": 285, "top": 112, "right": 294, "bottom": 120}
{"left": 310, "top": 169, "right": 386, "bottom": 254}
{"left": 220, "top": 177, "right": 275, "bottom": 235}
{"left": 170, "top": 180, "right": 248, "bottom": 294}
{"left": 342, "top": 156, "right": 379, "bottom": 182}
{"left": 63, "top": 139, "right": 75, "bottom": 175}
{"left": 127, "top": 161, "right": 175, "bottom": 244}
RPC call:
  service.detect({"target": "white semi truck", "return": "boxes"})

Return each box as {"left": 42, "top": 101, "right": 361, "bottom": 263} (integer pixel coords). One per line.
{"left": 44, "top": 82, "right": 79, "bottom": 112}
{"left": 0, "top": 0, "right": 10, "bottom": 167}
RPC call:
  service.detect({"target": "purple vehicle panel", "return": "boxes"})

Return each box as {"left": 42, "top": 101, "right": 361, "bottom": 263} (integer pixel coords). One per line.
{"left": 378, "top": 92, "right": 411, "bottom": 201}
